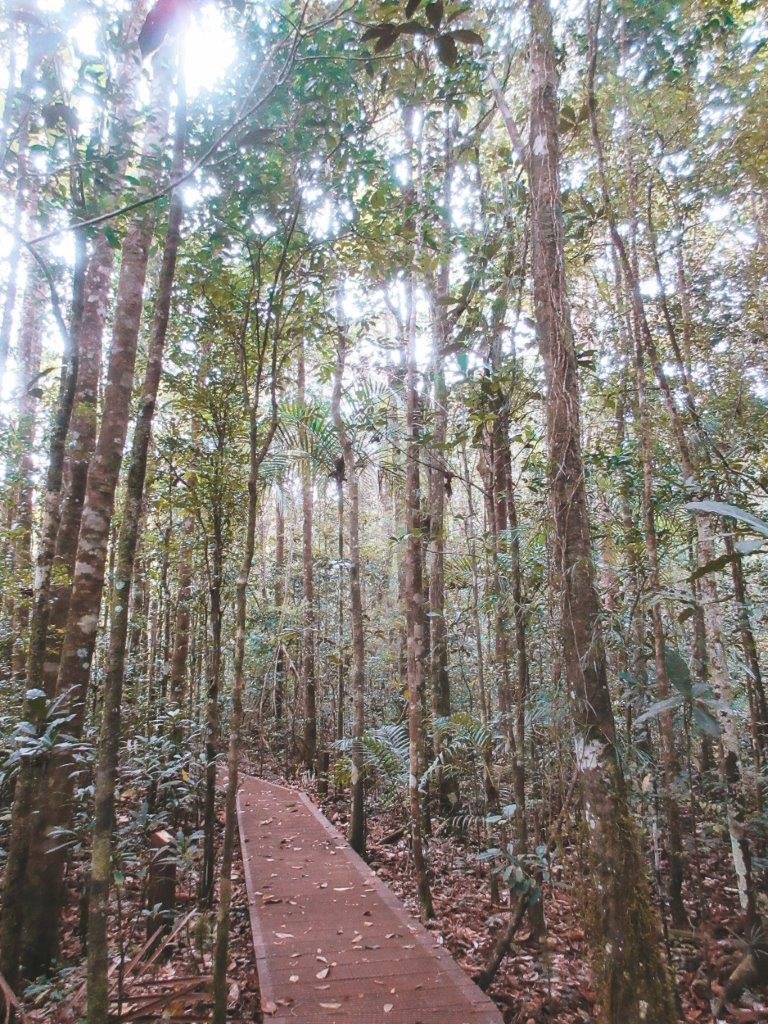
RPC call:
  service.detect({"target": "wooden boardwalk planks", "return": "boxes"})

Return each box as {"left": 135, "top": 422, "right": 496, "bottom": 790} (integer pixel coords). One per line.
{"left": 236, "top": 776, "right": 505, "bottom": 1024}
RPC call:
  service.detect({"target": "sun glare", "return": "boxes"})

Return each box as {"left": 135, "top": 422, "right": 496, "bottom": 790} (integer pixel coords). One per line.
{"left": 182, "top": 3, "right": 237, "bottom": 98}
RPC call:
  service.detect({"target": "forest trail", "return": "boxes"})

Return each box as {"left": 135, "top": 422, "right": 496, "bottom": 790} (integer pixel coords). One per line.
{"left": 236, "top": 776, "right": 505, "bottom": 1024}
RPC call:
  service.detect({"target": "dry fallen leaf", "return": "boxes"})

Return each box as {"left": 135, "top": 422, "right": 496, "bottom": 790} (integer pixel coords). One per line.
{"left": 261, "top": 998, "right": 278, "bottom": 1015}
{"left": 384, "top": 1004, "right": 394, "bottom": 1013}
{"left": 319, "top": 1002, "right": 342, "bottom": 1010}
{"left": 316, "top": 967, "right": 330, "bottom": 979}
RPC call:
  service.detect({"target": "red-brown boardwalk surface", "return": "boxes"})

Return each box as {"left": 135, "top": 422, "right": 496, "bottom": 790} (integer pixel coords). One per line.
{"left": 236, "top": 776, "right": 505, "bottom": 1024}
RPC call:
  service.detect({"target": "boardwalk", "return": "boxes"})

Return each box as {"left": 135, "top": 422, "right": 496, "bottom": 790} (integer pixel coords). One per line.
{"left": 236, "top": 776, "right": 505, "bottom": 1024}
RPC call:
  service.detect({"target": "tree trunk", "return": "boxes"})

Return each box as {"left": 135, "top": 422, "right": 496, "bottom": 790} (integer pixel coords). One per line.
{"left": 298, "top": 341, "right": 317, "bottom": 770}
{"left": 632, "top": 296, "right": 687, "bottom": 929}
{"left": 169, "top": 548, "right": 193, "bottom": 705}
{"left": 201, "top": 509, "right": 224, "bottom": 908}
{"left": 403, "top": 104, "right": 434, "bottom": 921}
{"left": 211, "top": 350, "right": 279, "bottom": 1024}
{"left": 14, "top": 54, "right": 172, "bottom": 979}
{"left": 726, "top": 535, "right": 768, "bottom": 763}
{"left": 274, "top": 487, "right": 286, "bottom": 729}
{"left": 332, "top": 311, "right": 366, "bottom": 857}
{"left": 9, "top": 265, "right": 45, "bottom": 680}
{"left": 85, "top": 63, "right": 185, "bottom": 1023}
{"left": 40, "top": 0, "right": 150, "bottom": 699}
{"left": 527, "top": 1, "right": 678, "bottom": 1019}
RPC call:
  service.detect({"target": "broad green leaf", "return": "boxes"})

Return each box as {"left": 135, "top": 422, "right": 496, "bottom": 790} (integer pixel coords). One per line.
{"left": 685, "top": 500, "right": 768, "bottom": 538}
{"left": 634, "top": 694, "right": 684, "bottom": 728}
{"left": 689, "top": 550, "right": 737, "bottom": 582}
{"left": 692, "top": 705, "right": 721, "bottom": 737}
{"left": 663, "top": 647, "right": 694, "bottom": 697}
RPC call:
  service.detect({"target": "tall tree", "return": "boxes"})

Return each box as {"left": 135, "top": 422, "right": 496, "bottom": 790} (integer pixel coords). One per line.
{"left": 85, "top": 51, "right": 186, "bottom": 1021}
{"left": 526, "top": 0, "right": 678, "bottom": 1018}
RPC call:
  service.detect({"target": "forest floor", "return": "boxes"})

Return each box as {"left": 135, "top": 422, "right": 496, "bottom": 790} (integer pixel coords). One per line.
{"left": 4, "top": 758, "right": 767, "bottom": 1023}
{"left": 301, "top": 775, "right": 768, "bottom": 1024}
{"left": 6, "top": 802, "right": 262, "bottom": 1023}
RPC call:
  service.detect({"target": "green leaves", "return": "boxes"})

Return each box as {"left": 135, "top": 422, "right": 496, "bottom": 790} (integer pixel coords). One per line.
{"left": 451, "top": 29, "right": 483, "bottom": 45}
{"left": 425, "top": 2, "right": 444, "bottom": 29}
{"left": 664, "top": 647, "right": 693, "bottom": 698}
{"left": 435, "top": 34, "right": 458, "bottom": 67}
{"left": 360, "top": 4, "right": 482, "bottom": 66}
{"left": 685, "top": 500, "right": 768, "bottom": 539}
{"left": 633, "top": 647, "right": 723, "bottom": 739}
{"left": 689, "top": 549, "right": 738, "bottom": 582}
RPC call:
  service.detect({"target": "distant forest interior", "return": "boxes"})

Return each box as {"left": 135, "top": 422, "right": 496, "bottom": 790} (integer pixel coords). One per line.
{"left": 1, "top": 1, "right": 768, "bottom": 1022}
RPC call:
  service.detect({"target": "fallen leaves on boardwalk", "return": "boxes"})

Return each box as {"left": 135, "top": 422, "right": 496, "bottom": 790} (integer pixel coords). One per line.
{"left": 309, "top": 779, "right": 768, "bottom": 1024}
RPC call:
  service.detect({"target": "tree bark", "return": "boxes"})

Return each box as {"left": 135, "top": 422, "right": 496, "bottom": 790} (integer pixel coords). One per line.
{"left": 402, "top": 104, "right": 434, "bottom": 921}
{"left": 332, "top": 309, "right": 366, "bottom": 857}
{"left": 9, "top": 264, "right": 45, "bottom": 680}
{"left": 274, "top": 486, "right": 286, "bottom": 728}
{"left": 40, "top": 0, "right": 150, "bottom": 699}
{"left": 201, "top": 500, "right": 224, "bottom": 908}
{"left": 527, "top": 1, "right": 678, "bottom": 1019}
{"left": 211, "top": 331, "right": 279, "bottom": 1024}
{"left": 298, "top": 341, "right": 317, "bottom": 770}
{"left": 14, "top": 53, "right": 172, "bottom": 979}
{"left": 726, "top": 536, "right": 768, "bottom": 763}
{"left": 85, "top": 62, "right": 185, "bottom": 1022}
{"left": 169, "top": 547, "right": 193, "bottom": 705}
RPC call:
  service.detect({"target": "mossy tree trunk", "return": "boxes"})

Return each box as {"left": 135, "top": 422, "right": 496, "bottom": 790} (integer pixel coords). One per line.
{"left": 528, "top": 1, "right": 679, "bottom": 1019}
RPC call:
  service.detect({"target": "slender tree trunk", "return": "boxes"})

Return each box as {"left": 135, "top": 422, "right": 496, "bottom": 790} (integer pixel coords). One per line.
{"left": 274, "top": 487, "right": 286, "bottom": 728}
{"left": 427, "top": 112, "right": 452, "bottom": 728}
{"left": 632, "top": 299, "right": 687, "bottom": 929}
{"left": 211, "top": 359, "right": 279, "bottom": 1024}
{"left": 402, "top": 104, "right": 433, "bottom": 921}
{"left": 527, "top": 2, "right": 677, "bottom": 1019}
{"left": 14, "top": 56, "right": 172, "bottom": 979}
{"left": 726, "top": 537, "right": 768, "bottom": 763}
{"left": 211, "top": 424, "right": 259, "bottom": 1024}
{"left": 169, "top": 547, "right": 193, "bottom": 704}
{"left": 460, "top": 445, "right": 487, "bottom": 724}
{"left": 85, "top": 66, "right": 185, "bottom": 1022}
{"left": 40, "top": 0, "right": 150, "bottom": 699}
{"left": 427, "top": 283, "right": 452, "bottom": 811}
{"left": 332, "top": 311, "right": 366, "bottom": 856}
{"left": 335, "top": 470, "right": 345, "bottom": 742}
{"left": 201, "top": 516, "right": 223, "bottom": 907}
{"left": 298, "top": 341, "right": 317, "bottom": 770}
{"left": 9, "top": 265, "right": 45, "bottom": 680}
